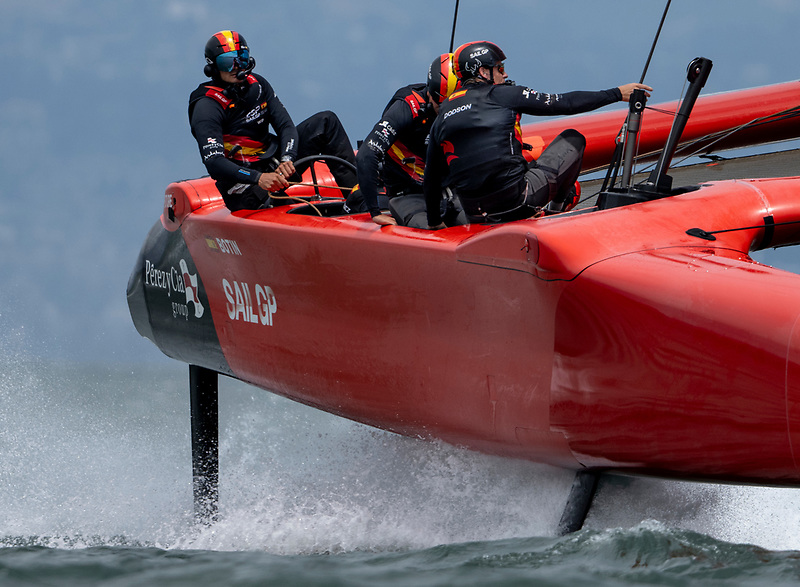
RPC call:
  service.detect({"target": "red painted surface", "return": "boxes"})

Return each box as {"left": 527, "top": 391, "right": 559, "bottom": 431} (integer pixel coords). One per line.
{"left": 138, "top": 82, "right": 800, "bottom": 485}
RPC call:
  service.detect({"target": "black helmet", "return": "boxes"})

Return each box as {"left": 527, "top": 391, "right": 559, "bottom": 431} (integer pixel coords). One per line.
{"left": 427, "top": 53, "right": 460, "bottom": 105}
{"left": 203, "top": 30, "right": 255, "bottom": 78}
{"left": 453, "top": 41, "right": 506, "bottom": 80}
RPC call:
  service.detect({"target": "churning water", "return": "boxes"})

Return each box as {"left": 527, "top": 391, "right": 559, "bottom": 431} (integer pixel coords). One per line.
{"left": 3, "top": 356, "right": 800, "bottom": 585}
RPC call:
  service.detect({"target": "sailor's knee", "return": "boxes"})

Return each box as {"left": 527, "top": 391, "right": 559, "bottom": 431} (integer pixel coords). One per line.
{"left": 316, "top": 110, "right": 341, "bottom": 126}
{"left": 560, "top": 128, "right": 586, "bottom": 151}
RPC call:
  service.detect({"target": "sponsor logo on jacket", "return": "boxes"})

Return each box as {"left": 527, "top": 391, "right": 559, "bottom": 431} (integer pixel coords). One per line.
{"left": 443, "top": 103, "right": 472, "bottom": 119}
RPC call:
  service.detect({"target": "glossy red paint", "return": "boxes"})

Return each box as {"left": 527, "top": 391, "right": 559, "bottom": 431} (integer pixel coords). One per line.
{"left": 150, "top": 174, "right": 800, "bottom": 485}
{"left": 133, "top": 83, "right": 800, "bottom": 486}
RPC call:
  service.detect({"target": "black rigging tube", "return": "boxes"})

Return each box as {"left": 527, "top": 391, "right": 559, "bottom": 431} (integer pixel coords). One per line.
{"left": 449, "top": 0, "right": 460, "bottom": 52}
{"left": 640, "top": 57, "right": 713, "bottom": 195}
{"left": 599, "top": 137, "right": 625, "bottom": 194}
{"left": 639, "top": 0, "right": 672, "bottom": 84}
{"left": 599, "top": 0, "right": 671, "bottom": 193}
{"left": 621, "top": 88, "right": 648, "bottom": 189}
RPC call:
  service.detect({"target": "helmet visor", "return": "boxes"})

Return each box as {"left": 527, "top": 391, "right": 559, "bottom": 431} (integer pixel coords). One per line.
{"left": 215, "top": 49, "right": 250, "bottom": 72}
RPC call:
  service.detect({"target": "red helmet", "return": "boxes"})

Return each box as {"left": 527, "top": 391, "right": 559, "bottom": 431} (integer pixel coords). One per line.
{"left": 453, "top": 41, "right": 506, "bottom": 80}
{"left": 427, "top": 53, "right": 460, "bottom": 105}
{"left": 203, "top": 30, "right": 254, "bottom": 78}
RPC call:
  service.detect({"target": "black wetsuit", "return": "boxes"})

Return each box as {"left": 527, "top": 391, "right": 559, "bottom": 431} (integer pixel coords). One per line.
{"left": 349, "top": 84, "right": 435, "bottom": 218}
{"left": 189, "top": 73, "right": 357, "bottom": 211}
{"left": 425, "top": 81, "right": 622, "bottom": 225}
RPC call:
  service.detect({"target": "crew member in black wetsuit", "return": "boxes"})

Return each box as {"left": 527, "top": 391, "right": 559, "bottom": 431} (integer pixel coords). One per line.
{"left": 189, "top": 30, "right": 358, "bottom": 212}
{"left": 347, "top": 54, "right": 459, "bottom": 226}
{"left": 424, "top": 41, "right": 652, "bottom": 227}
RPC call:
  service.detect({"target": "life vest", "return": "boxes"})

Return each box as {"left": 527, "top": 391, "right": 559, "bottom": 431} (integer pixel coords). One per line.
{"left": 382, "top": 85, "right": 433, "bottom": 185}
{"left": 189, "top": 74, "right": 259, "bottom": 113}
{"left": 433, "top": 83, "right": 527, "bottom": 196}
{"left": 189, "top": 75, "right": 278, "bottom": 165}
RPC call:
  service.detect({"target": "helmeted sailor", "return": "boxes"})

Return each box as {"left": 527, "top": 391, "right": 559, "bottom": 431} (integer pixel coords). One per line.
{"left": 189, "top": 30, "right": 358, "bottom": 211}
{"left": 347, "top": 53, "right": 460, "bottom": 226}
{"left": 424, "top": 41, "right": 652, "bottom": 227}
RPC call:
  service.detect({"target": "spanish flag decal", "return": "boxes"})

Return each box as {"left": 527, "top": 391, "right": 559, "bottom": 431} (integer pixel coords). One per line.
{"left": 214, "top": 30, "right": 242, "bottom": 52}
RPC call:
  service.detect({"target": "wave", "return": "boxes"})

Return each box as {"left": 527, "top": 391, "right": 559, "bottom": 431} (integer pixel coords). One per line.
{"left": 3, "top": 358, "right": 800, "bottom": 557}
{"left": 2, "top": 523, "right": 800, "bottom": 586}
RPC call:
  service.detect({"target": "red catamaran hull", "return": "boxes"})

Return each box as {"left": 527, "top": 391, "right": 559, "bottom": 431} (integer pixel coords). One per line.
{"left": 128, "top": 81, "right": 800, "bottom": 486}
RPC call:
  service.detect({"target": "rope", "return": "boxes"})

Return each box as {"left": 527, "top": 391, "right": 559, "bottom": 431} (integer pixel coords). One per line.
{"left": 267, "top": 193, "right": 324, "bottom": 216}
{"left": 286, "top": 181, "right": 352, "bottom": 193}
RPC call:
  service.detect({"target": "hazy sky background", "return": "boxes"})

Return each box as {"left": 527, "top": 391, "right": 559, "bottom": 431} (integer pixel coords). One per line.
{"left": 1, "top": 0, "right": 798, "bottom": 363}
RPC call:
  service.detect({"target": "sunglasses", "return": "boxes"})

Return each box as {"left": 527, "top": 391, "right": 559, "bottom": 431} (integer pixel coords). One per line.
{"left": 215, "top": 49, "right": 250, "bottom": 72}
{"left": 495, "top": 63, "right": 505, "bottom": 74}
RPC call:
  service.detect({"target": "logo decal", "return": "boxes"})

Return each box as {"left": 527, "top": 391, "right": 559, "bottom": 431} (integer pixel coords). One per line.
{"left": 442, "top": 141, "right": 458, "bottom": 165}
{"left": 181, "top": 259, "right": 204, "bottom": 319}
{"left": 143, "top": 258, "right": 203, "bottom": 321}
{"left": 223, "top": 279, "right": 277, "bottom": 326}
{"left": 443, "top": 103, "right": 471, "bottom": 119}
{"left": 206, "top": 236, "right": 242, "bottom": 255}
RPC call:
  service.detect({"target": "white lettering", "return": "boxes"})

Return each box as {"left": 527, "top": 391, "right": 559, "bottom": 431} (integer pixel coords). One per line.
{"left": 172, "top": 302, "right": 189, "bottom": 320}
{"left": 443, "top": 103, "right": 472, "bottom": 119}
{"left": 255, "top": 284, "right": 278, "bottom": 326}
{"left": 234, "top": 281, "right": 247, "bottom": 322}
{"left": 243, "top": 283, "right": 258, "bottom": 323}
{"left": 171, "top": 267, "right": 186, "bottom": 295}
{"left": 245, "top": 105, "right": 263, "bottom": 123}
{"left": 145, "top": 259, "right": 175, "bottom": 297}
{"left": 223, "top": 279, "right": 278, "bottom": 326}
{"left": 145, "top": 258, "right": 203, "bottom": 320}
{"left": 224, "top": 279, "right": 236, "bottom": 319}
{"left": 216, "top": 238, "right": 242, "bottom": 256}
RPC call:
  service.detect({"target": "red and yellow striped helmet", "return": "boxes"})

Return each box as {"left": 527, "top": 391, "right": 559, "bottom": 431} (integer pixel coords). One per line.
{"left": 427, "top": 53, "right": 460, "bottom": 105}
{"left": 204, "top": 30, "right": 252, "bottom": 76}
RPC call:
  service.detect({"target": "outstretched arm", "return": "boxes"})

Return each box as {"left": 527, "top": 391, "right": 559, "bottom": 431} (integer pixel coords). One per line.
{"left": 617, "top": 83, "right": 653, "bottom": 102}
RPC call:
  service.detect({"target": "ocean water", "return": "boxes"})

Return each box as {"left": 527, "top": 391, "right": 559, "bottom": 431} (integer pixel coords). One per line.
{"left": 3, "top": 355, "right": 800, "bottom": 586}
